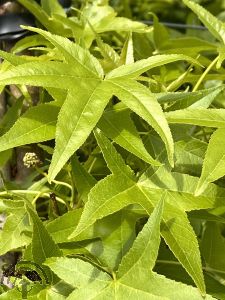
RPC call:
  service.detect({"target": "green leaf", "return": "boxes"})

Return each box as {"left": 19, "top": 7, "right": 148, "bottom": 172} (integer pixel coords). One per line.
{"left": 23, "top": 26, "right": 103, "bottom": 79}
{"left": 95, "top": 37, "right": 119, "bottom": 72}
{"left": 18, "top": 0, "right": 70, "bottom": 35}
{"left": 119, "top": 32, "right": 134, "bottom": 65}
{"left": 41, "top": 0, "right": 66, "bottom": 17}
{"left": 95, "top": 17, "right": 148, "bottom": 34}
{"left": 127, "top": 272, "right": 213, "bottom": 300}
{"left": 0, "top": 49, "right": 28, "bottom": 66}
{"left": 139, "top": 166, "right": 224, "bottom": 211}
{"left": 196, "top": 128, "right": 225, "bottom": 195}
{"left": 54, "top": 260, "right": 214, "bottom": 300}
{"left": 160, "top": 37, "right": 216, "bottom": 56}
{"left": 69, "top": 173, "right": 135, "bottom": 238}
{"left": 71, "top": 156, "right": 97, "bottom": 204}
{"left": 0, "top": 103, "right": 58, "bottom": 153}
{"left": 0, "top": 98, "right": 23, "bottom": 136}
{"left": 183, "top": 0, "right": 225, "bottom": 44}
{"left": 11, "top": 34, "right": 50, "bottom": 54}
{"left": 152, "top": 14, "right": 169, "bottom": 49}
{"left": 174, "top": 138, "right": 207, "bottom": 176}
{"left": 201, "top": 222, "right": 225, "bottom": 273}
{"left": 94, "top": 129, "right": 135, "bottom": 179}
{"left": 98, "top": 103, "right": 160, "bottom": 165}
{"left": 94, "top": 208, "right": 141, "bottom": 271}
{"left": 46, "top": 209, "right": 83, "bottom": 243}
{"left": 106, "top": 54, "right": 201, "bottom": 80}
{"left": 0, "top": 289, "right": 22, "bottom": 300}
{"left": 0, "top": 61, "right": 96, "bottom": 89}
{"left": 117, "top": 197, "right": 164, "bottom": 279}
{"left": 160, "top": 86, "right": 224, "bottom": 110}
{"left": 166, "top": 108, "right": 225, "bottom": 128}
{"left": 29, "top": 286, "right": 66, "bottom": 300}
{"left": 48, "top": 82, "right": 112, "bottom": 181}
{"left": 44, "top": 257, "right": 111, "bottom": 288}
{"left": 69, "top": 169, "right": 208, "bottom": 292}
{"left": 0, "top": 200, "right": 30, "bottom": 255}
{"left": 0, "top": 150, "right": 12, "bottom": 167}
{"left": 107, "top": 79, "right": 174, "bottom": 166}
{"left": 26, "top": 205, "right": 62, "bottom": 264}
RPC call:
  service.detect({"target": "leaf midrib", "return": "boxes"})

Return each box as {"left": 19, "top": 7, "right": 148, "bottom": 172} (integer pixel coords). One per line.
{"left": 138, "top": 187, "right": 204, "bottom": 292}
{"left": 50, "top": 82, "right": 105, "bottom": 176}
{"left": 0, "top": 120, "right": 56, "bottom": 152}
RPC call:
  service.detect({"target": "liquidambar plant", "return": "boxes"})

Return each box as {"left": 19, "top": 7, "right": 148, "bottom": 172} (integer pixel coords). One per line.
{"left": 0, "top": 0, "right": 225, "bottom": 299}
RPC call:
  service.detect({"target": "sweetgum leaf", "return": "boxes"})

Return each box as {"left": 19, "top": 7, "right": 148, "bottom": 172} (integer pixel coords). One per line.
{"left": 0, "top": 61, "right": 97, "bottom": 89}
{"left": 41, "top": 0, "right": 66, "bottom": 17}
{"left": 44, "top": 257, "right": 111, "bottom": 288}
{"left": 196, "top": 128, "right": 225, "bottom": 195}
{"left": 69, "top": 138, "right": 209, "bottom": 293}
{"left": 26, "top": 205, "right": 62, "bottom": 264}
{"left": 98, "top": 103, "right": 160, "bottom": 165}
{"left": 117, "top": 197, "right": 164, "bottom": 278}
{"left": 119, "top": 32, "right": 134, "bottom": 65}
{"left": 201, "top": 222, "right": 225, "bottom": 273}
{"left": 71, "top": 156, "right": 97, "bottom": 204}
{"left": 166, "top": 108, "right": 225, "bottom": 128}
{"left": 0, "top": 200, "right": 30, "bottom": 255}
{"left": 18, "top": 0, "right": 70, "bottom": 35}
{"left": 106, "top": 79, "right": 174, "bottom": 166}
{"left": 48, "top": 82, "right": 112, "bottom": 181}
{"left": 94, "top": 129, "right": 135, "bottom": 179}
{"left": 183, "top": 0, "right": 225, "bottom": 44}
{"left": 0, "top": 97, "right": 23, "bottom": 136}
{"left": 0, "top": 103, "right": 59, "bottom": 153}
{"left": 22, "top": 26, "right": 104, "bottom": 79}
{"left": 106, "top": 54, "right": 201, "bottom": 80}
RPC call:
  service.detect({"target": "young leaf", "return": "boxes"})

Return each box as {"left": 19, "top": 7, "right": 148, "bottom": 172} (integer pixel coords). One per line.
{"left": 95, "top": 36, "right": 119, "bottom": 72}
{"left": 196, "top": 128, "right": 225, "bottom": 195}
{"left": 117, "top": 197, "right": 164, "bottom": 279}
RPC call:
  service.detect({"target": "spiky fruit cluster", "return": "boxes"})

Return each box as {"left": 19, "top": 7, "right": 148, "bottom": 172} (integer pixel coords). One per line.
{"left": 23, "top": 152, "right": 41, "bottom": 168}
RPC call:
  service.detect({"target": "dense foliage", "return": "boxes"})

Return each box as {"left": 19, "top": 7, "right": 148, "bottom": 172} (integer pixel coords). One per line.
{"left": 1, "top": 0, "right": 225, "bottom": 299}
